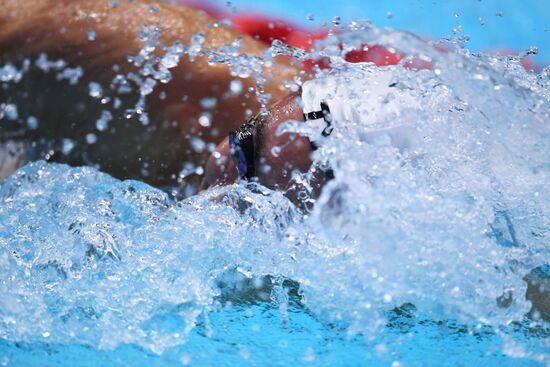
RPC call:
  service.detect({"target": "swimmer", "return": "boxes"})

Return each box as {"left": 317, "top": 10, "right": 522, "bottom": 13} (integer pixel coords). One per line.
{"left": 0, "top": 0, "right": 401, "bottom": 194}
{"left": 201, "top": 69, "right": 550, "bottom": 322}
{"left": 203, "top": 69, "right": 419, "bottom": 205}
{"left": 0, "top": 0, "right": 300, "bottom": 191}
{"left": 1, "top": 0, "right": 547, "bottom": 320}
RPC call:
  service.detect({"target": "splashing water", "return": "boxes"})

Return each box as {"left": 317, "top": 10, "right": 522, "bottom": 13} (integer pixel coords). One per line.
{"left": 1, "top": 19, "right": 549, "bottom": 367}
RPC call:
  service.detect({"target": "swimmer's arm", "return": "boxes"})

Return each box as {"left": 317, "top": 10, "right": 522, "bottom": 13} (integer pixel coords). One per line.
{"left": 0, "top": 0, "right": 300, "bottom": 184}
{"left": 0, "top": 0, "right": 296, "bottom": 109}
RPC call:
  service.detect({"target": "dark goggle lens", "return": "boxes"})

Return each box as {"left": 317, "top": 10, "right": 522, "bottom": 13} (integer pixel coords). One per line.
{"left": 229, "top": 114, "right": 260, "bottom": 180}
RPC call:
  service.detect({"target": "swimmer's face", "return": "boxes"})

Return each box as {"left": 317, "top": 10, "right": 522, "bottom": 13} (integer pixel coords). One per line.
{"left": 202, "top": 92, "right": 328, "bottom": 204}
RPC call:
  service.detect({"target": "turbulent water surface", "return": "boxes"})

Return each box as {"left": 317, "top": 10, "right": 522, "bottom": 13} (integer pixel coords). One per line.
{"left": 1, "top": 8, "right": 549, "bottom": 367}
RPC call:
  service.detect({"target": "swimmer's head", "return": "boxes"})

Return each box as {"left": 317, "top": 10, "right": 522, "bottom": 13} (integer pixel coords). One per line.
{"left": 202, "top": 91, "right": 329, "bottom": 205}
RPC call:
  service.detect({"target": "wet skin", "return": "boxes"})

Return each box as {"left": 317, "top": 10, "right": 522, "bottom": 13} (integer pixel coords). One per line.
{"left": 202, "top": 91, "right": 330, "bottom": 206}
{"left": 0, "top": 0, "right": 301, "bottom": 190}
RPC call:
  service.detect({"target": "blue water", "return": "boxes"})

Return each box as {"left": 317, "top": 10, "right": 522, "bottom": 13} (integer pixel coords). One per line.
{"left": 1, "top": 1, "right": 550, "bottom": 367}
{"left": 225, "top": 0, "right": 550, "bottom": 64}
{"left": 2, "top": 294, "right": 548, "bottom": 366}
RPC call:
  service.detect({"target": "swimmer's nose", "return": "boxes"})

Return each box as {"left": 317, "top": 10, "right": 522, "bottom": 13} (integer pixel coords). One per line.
{"left": 200, "top": 138, "right": 238, "bottom": 191}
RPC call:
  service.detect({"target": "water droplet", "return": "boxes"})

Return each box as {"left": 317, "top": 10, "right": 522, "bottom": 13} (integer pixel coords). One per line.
{"left": 332, "top": 16, "right": 341, "bottom": 26}
{"left": 96, "top": 110, "right": 113, "bottom": 131}
{"left": 523, "top": 46, "right": 538, "bottom": 56}
{"left": 87, "top": 29, "right": 96, "bottom": 41}
{"left": 271, "top": 146, "right": 281, "bottom": 157}
{"left": 140, "top": 78, "right": 156, "bottom": 96}
{"left": 61, "top": 139, "right": 75, "bottom": 155}
{"left": 386, "top": 11, "right": 393, "bottom": 19}
{"left": 191, "top": 137, "right": 206, "bottom": 153}
{"left": 88, "top": 81, "right": 103, "bottom": 98}
{"left": 35, "top": 53, "right": 67, "bottom": 72}
{"left": 27, "top": 116, "right": 39, "bottom": 130}
{"left": 160, "top": 41, "right": 185, "bottom": 69}
{"left": 149, "top": 4, "right": 159, "bottom": 13}
{"left": 86, "top": 133, "right": 98, "bottom": 144}
{"left": 495, "top": 10, "right": 503, "bottom": 17}
{"left": 139, "top": 113, "right": 149, "bottom": 126}
{"left": 190, "top": 32, "right": 205, "bottom": 57}
{"left": 200, "top": 97, "right": 217, "bottom": 109}
{"left": 56, "top": 66, "right": 83, "bottom": 85}
{"left": 0, "top": 63, "right": 22, "bottom": 82}
{"left": 230, "top": 79, "right": 243, "bottom": 95}
{"left": 198, "top": 114, "right": 211, "bottom": 127}
{"left": 306, "top": 13, "right": 314, "bottom": 22}
{"left": 259, "top": 163, "right": 272, "bottom": 174}
{"left": 2, "top": 103, "right": 18, "bottom": 120}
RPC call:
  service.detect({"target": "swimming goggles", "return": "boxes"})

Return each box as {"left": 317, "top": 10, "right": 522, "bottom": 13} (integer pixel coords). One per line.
{"left": 228, "top": 101, "right": 333, "bottom": 180}
{"left": 228, "top": 113, "right": 261, "bottom": 180}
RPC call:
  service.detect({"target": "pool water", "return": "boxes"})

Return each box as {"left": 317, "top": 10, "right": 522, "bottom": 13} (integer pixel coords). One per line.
{"left": 1, "top": 2, "right": 549, "bottom": 367}
{"left": 226, "top": 0, "right": 550, "bottom": 64}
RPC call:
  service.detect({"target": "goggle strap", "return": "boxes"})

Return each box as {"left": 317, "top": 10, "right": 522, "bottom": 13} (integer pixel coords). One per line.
{"left": 303, "top": 101, "right": 333, "bottom": 137}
